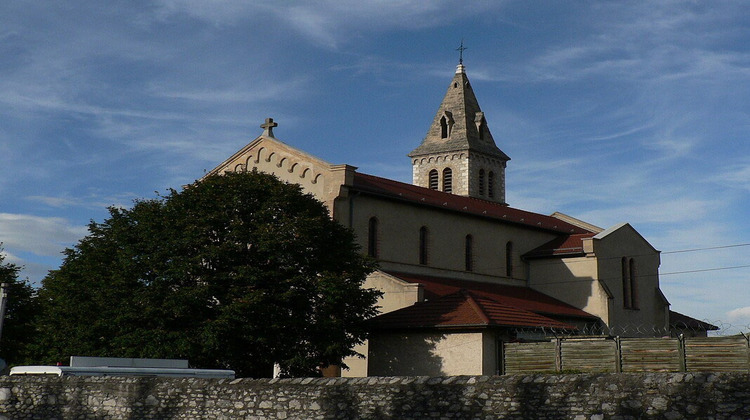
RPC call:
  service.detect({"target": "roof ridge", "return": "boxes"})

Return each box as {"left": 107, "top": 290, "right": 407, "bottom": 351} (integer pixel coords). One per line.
{"left": 352, "top": 172, "right": 588, "bottom": 234}
{"left": 459, "top": 289, "right": 491, "bottom": 325}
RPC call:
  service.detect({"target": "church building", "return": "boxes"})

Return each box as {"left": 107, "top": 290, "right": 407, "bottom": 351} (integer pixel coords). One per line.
{"left": 207, "top": 61, "right": 712, "bottom": 376}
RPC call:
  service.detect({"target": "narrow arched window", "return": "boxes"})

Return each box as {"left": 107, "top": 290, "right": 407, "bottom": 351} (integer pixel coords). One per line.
{"left": 419, "top": 226, "right": 428, "bottom": 265}
{"left": 622, "top": 257, "right": 632, "bottom": 309}
{"left": 465, "top": 234, "right": 473, "bottom": 272}
{"left": 488, "top": 171, "right": 495, "bottom": 199}
{"left": 505, "top": 241, "right": 513, "bottom": 278}
{"left": 368, "top": 217, "right": 379, "bottom": 258}
{"left": 478, "top": 169, "right": 485, "bottom": 196}
{"left": 429, "top": 169, "right": 439, "bottom": 190}
{"left": 629, "top": 258, "right": 638, "bottom": 309}
{"left": 440, "top": 116, "right": 448, "bottom": 138}
{"left": 443, "top": 168, "right": 452, "bottom": 193}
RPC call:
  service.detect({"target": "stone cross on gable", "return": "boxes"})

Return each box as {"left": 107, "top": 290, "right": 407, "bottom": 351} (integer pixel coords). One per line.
{"left": 261, "top": 117, "right": 278, "bottom": 138}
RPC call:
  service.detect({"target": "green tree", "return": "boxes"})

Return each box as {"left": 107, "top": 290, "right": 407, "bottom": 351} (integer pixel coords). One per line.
{"left": 0, "top": 248, "right": 39, "bottom": 366}
{"left": 36, "top": 171, "right": 379, "bottom": 377}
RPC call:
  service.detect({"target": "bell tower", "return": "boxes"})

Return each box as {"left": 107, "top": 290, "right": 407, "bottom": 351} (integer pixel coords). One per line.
{"left": 409, "top": 61, "right": 510, "bottom": 204}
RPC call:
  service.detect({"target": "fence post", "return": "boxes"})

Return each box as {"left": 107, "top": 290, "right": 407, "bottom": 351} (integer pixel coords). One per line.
{"left": 678, "top": 334, "right": 686, "bottom": 372}
{"left": 555, "top": 338, "right": 562, "bottom": 373}
{"left": 614, "top": 336, "right": 622, "bottom": 373}
{"left": 743, "top": 332, "right": 750, "bottom": 374}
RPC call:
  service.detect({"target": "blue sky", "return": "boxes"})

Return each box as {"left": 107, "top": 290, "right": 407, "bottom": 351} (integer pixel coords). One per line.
{"left": 1, "top": 1, "right": 748, "bottom": 332}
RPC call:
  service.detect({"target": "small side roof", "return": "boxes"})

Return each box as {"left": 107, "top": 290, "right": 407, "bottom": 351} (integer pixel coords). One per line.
{"left": 669, "top": 310, "right": 719, "bottom": 332}
{"left": 384, "top": 272, "right": 598, "bottom": 321}
{"left": 525, "top": 233, "right": 596, "bottom": 259}
{"left": 368, "top": 289, "right": 577, "bottom": 331}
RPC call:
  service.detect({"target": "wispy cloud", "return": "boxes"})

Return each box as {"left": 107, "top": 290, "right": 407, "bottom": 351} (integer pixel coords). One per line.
{"left": 0, "top": 213, "right": 87, "bottom": 256}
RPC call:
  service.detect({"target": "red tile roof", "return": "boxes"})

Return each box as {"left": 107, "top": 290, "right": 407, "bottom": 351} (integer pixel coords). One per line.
{"left": 369, "top": 289, "right": 577, "bottom": 330}
{"left": 525, "top": 233, "right": 596, "bottom": 258}
{"left": 387, "top": 272, "right": 597, "bottom": 320}
{"left": 351, "top": 173, "right": 591, "bottom": 235}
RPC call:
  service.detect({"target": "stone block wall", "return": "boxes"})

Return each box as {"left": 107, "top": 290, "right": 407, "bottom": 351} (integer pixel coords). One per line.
{"left": 1, "top": 373, "right": 748, "bottom": 419}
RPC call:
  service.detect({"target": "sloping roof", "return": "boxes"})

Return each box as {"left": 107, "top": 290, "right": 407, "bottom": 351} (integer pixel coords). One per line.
{"left": 368, "top": 289, "right": 577, "bottom": 331}
{"left": 669, "top": 310, "right": 719, "bottom": 331}
{"left": 385, "top": 272, "right": 598, "bottom": 321}
{"left": 525, "top": 233, "right": 596, "bottom": 259}
{"left": 351, "top": 173, "right": 590, "bottom": 235}
{"left": 408, "top": 64, "right": 509, "bottom": 160}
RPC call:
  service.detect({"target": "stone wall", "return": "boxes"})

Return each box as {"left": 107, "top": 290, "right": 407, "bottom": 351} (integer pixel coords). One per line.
{"left": 1, "top": 373, "right": 748, "bottom": 419}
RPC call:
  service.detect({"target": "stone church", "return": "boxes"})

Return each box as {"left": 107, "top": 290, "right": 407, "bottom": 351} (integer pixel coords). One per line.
{"left": 207, "top": 61, "right": 714, "bottom": 376}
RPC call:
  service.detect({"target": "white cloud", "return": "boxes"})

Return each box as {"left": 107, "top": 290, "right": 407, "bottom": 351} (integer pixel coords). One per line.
{"left": 0, "top": 213, "right": 87, "bottom": 256}
{"left": 155, "top": 0, "right": 503, "bottom": 48}
{"left": 712, "top": 162, "right": 750, "bottom": 191}
{"left": 727, "top": 306, "right": 750, "bottom": 321}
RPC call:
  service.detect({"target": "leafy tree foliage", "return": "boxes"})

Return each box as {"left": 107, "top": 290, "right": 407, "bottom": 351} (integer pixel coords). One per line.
{"left": 35, "top": 172, "right": 378, "bottom": 377}
{"left": 0, "top": 248, "right": 39, "bottom": 366}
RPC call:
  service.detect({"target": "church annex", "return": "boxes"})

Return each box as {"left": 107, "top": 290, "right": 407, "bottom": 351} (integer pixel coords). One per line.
{"left": 207, "top": 61, "right": 710, "bottom": 377}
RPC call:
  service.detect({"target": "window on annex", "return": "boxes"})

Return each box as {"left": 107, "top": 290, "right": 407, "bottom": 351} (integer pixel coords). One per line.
{"left": 629, "top": 258, "right": 639, "bottom": 309}
{"left": 488, "top": 171, "right": 495, "bottom": 199}
{"left": 419, "top": 226, "right": 429, "bottom": 265}
{"left": 505, "top": 241, "right": 513, "bottom": 278}
{"left": 465, "top": 234, "right": 474, "bottom": 272}
{"left": 622, "top": 257, "right": 639, "bottom": 309}
{"left": 429, "top": 169, "right": 439, "bottom": 190}
{"left": 478, "top": 169, "right": 485, "bottom": 196}
{"left": 443, "top": 168, "right": 453, "bottom": 193}
{"left": 368, "top": 217, "right": 379, "bottom": 258}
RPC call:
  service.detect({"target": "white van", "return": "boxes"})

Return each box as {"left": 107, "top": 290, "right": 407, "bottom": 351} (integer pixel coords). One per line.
{"left": 10, "top": 356, "right": 235, "bottom": 379}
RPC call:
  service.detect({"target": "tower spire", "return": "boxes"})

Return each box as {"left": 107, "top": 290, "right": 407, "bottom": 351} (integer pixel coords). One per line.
{"left": 408, "top": 59, "right": 510, "bottom": 204}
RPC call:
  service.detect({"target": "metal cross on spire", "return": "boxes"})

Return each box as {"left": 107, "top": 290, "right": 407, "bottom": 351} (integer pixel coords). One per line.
{"left": 456, "top": 39, "right": 467, "bottom": 64}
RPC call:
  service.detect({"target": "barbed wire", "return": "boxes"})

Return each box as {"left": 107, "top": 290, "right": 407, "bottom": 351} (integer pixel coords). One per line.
{"left": 509, "top": 321, "right": 750, "bottom": 340}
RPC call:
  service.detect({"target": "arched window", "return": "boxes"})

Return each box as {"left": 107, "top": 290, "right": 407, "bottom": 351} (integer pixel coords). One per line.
{"left": 419, "top": 226, "right": 428, "bottom": 265}
{"left": 429, "top": 169, "right": 439, "bottom": 190}
{"left": 368, "top": 217, "right": 379, "bottom": 258}
{"left": 440, "top": 116, "right": 448, "bottom": 138}
{"left": 505, "top": 241, "right": 513, "bottom": 278}
{"left": 488, "top": 171, "right": 495, "bottom": 199}
{"left": 629, "top": 258, "right": 638, "bottom": 309}
{"left": 478, "top": 169, "right": 485, "bottom": 196}
{"left": 465, "top": 234, "right": 473, "bottom": 272}
{"left": 443, "top": 168, "right": 452, "bottom": 193}
{"left": 622, "top": 257, "right": 632, "bottom": 309}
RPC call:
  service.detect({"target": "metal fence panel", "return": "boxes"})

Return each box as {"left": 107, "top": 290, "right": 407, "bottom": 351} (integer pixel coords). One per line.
{"left": 504, "top": 342, "right": 556, "bottom": 374}
{"left": 620, "top": 338, "right": 682, "bottom": 372}
{"left": 503, "top": 335, "right": 749, "bottom": 375}
{"left": 560, "top": 339, "right": 617, "bottom": 373}
{"left": 685, "top": 336, "right": 750, "bottom": 372}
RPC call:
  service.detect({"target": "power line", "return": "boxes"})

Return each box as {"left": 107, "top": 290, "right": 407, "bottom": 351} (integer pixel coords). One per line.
{"left": 659, "top": 264, "right": 750, "bottom": 277}
{"left": 662, "top": 243, "right": 750, "bottom": 255}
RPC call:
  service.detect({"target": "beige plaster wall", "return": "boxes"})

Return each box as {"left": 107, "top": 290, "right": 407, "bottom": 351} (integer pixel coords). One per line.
{"left": 345, "top": 193, "right": 560, "bottom": 286}
{"left": 368, "top": 331, "right": 493, "bottom": 376}
{"left": 529, "top": 224, "right": 668, "bottom": 337}
{"left": 342, "top": 271, "right": 423, "bottom": 378}
{"left": 592, "top": 225, "right": 667, "bottom": 336}
{"left": 528, "top": 256, "right": 610, "bottom": 324}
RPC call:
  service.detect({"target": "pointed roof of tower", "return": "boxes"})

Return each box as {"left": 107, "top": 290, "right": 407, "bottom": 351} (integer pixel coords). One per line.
{"left": 409, "top": 63, "right": 510, "bottom": 160}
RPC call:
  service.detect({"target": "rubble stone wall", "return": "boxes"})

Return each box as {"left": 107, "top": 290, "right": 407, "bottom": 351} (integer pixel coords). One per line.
{"left": 1, "top": 373, "right": 748, "bottom": 419}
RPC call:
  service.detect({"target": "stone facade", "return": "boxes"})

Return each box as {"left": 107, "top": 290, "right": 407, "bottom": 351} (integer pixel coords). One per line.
{"left": 409, "top": 64, "right": 510, "bottom": 204}
{"left": 1, "top": 373, "right": 748, "bottom": 419}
